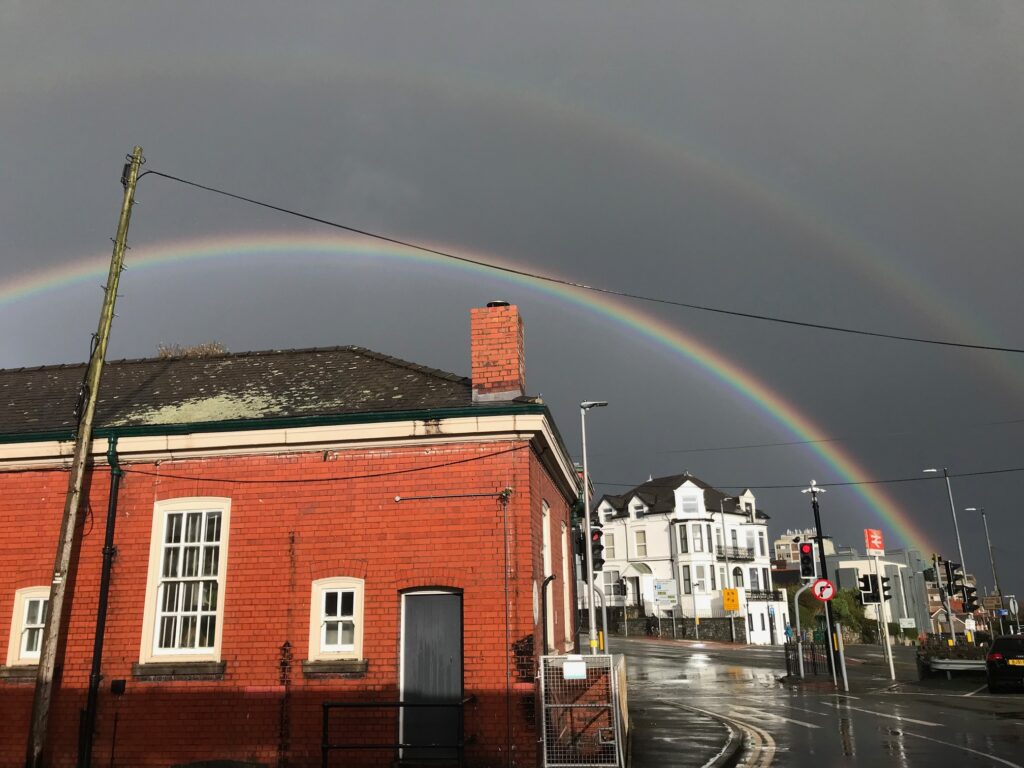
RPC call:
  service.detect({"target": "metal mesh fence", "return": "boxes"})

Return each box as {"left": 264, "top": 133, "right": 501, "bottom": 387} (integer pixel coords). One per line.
{"left": 539, "top": 655, "right": 622, "bottom": 767}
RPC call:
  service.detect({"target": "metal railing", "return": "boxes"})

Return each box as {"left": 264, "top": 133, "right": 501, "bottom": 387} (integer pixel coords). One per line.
{"left": 321, "top": 698, "right": 472, "bottom": 767}
{"left": 784, "top": 641, "right": 831, "bottom": 676}
{"left": 716, "top": 546, "right": 756, "bottom": 561}
{"left": 746, "top": 589, "right": 784, "bottom": 602}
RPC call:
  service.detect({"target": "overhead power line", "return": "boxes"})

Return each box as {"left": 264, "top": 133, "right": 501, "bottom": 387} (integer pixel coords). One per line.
{"left": 594, "top": 464, "right": 1024, "bottom": 492}
{"left": 139, "top": 169, "right": 1024, "bottom": 355}
{"left": 122, "top": 444, "right": 528, "bottom": 485}
{"left": 662, "top": 416, "right": 1024, "bottom": 454}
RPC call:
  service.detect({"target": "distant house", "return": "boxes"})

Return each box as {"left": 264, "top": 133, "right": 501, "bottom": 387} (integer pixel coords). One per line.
{"left": 594, "top": 474, "right": 787, "bottom": 645}
{"left": 0, "top": 302, "right": 578, "bottom": 767}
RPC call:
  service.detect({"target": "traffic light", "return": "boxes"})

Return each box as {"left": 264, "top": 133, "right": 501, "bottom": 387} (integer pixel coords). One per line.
{"left": 798, "top": 542, "right": 817, "bottom": 580}
{"left": 572, "top": 526, "right": 586, "bottom": 559}
{"left": 880, "top": 576, "right": 892, "bottom": 601}
{"left": 945, "top": 561, "right": 965, "bottom": 595}
{"left": 962, "top": 585, "right": 979, "bottom": 613}
{"left": 858, "top": 573, "right": 879, "bottom": 604}
{"left": 590, "top": 525, "right": 605, "bottom": 572}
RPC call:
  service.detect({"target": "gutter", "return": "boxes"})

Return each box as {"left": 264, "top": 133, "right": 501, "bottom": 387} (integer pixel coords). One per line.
{"left": 0, "top": 403, "right": 548, "bottom": 445}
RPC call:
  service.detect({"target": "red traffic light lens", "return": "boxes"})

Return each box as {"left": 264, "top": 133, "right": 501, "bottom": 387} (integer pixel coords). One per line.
{"left": 800, "top": 543, "right": 813, "bottom": 555}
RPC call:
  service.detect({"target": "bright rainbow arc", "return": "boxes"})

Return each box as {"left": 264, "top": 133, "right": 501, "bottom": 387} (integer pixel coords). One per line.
{"left": 0, "top": 232, "right": 938, "bottom": 554}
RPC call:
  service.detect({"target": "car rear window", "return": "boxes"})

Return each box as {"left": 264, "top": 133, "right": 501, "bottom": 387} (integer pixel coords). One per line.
{"left": 992, "top": 638, "right": 1024, "bottom": 654}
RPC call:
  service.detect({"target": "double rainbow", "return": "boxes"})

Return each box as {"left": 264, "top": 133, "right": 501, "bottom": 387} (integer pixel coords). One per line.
{"left": 0, "top": 232, "right": 939, "bottom": 554}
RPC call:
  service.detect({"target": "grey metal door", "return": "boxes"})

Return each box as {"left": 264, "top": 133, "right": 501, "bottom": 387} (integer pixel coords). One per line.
{"left": 401, "top": 591, "right": 463, "bottom": 760}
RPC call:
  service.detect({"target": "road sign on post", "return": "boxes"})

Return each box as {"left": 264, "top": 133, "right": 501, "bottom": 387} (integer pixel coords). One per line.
{"left": 864, "top": 528, "right": 885, "bottom": 557}
{"left": 812, "top": 579, "right": 836, "bottom": 601}
{"left": 722, "top": 588, "right": 740, "bottom": 612}
{"left": 653, "top": 579, "right": 678, "bottom": 605}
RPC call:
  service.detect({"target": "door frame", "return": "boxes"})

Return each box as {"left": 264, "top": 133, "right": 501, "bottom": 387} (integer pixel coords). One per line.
{"left": 398, "top": 588, "right": 465, "bottom": 755}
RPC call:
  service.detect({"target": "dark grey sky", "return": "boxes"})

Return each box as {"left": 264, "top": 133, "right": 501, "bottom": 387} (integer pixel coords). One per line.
{"left": 2, "top": 2, "right": 1022, "bottom": 597}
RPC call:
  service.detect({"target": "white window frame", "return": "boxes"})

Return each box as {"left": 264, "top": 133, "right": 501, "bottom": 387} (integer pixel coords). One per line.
{"left": 692, "top": 524, "right": 703, "bottom": 553}
{"left": 6, "top": 586, "right": 50, "bottom": 667}
{"left": 562, "top": 523, "right": 573, "bottom": 646}
{"left": 634, "top": 530, "right": 648, "bottom": 558}
{"left": 604, "top": 531, "right": 616, "bottom": 560}
{"left": 139, "top": 497, "right": 231, "bottom": 664}
{"left": 694, "top": 565, "right": 706, "bottom": 593}
{"left": 308, "top": 577, "right": 365, "bottom": 661}
{"left": 681, "top": 497, "right": 699, "bottom": 516}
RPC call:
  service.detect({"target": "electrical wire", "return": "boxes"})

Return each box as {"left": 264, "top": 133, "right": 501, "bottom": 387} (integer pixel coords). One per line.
{"left": 661, "top": 416, "right": 1024, "bottom": 455}
{"left": 138, "top": 169, "right": 1024, "bottom": 355}
{"left": 593, "top": 464, "right": 1024, "bottom": 492}
{"left": 121, "top": 444, "right": 528, "bottom": 485}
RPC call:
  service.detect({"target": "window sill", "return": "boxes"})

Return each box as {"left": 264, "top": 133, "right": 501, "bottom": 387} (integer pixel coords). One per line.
{"left": 132, "top": 661, "right": 226, "bottom": 681}
{"left": 302, "top": 659, "right": 369, "bottom": 678}
{"left": 0, "top": 664, "right": 38, "bottom": 683}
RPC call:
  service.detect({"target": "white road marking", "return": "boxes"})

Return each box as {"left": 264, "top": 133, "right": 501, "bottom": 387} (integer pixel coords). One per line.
{"left": 666, "top": 701, "right": 776, "bottom": 767}
{"left": 821, "top": 700, "right": 940, "bottom": 726}
{"left": 729, "top": 704, "right": 821, "bottom": 729}
{"left": 963, "top": 684, "right": 988, "bottom": 697}
{"left": 895, "top": 730, "right": 1024, "bottom": 768}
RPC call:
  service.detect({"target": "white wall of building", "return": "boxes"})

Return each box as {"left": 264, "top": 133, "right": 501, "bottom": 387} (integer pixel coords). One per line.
{"left": 595, "top": 480, "right": 787, "bottom": 645}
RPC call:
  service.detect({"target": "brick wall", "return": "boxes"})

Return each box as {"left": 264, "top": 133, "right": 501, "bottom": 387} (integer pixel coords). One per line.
{"left": 0, "top": 439, "right": 573, "bottom": 767}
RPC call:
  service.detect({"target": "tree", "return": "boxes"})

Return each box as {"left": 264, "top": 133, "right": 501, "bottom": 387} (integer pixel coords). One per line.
{"left": 830, "top": 588, "right": 867, "bottom": 638}
{"left": 785, "top": 584, "right": 822, "bottom": 636}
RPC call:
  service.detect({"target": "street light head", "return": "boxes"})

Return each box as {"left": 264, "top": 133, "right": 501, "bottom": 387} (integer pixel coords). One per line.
{"left": 923, "top": 468, "right": 938, "bottom": 473}
{"left": 581, "top": 401, "right": 608, "bottom": 410}
{"left": 964, "top": 507, "right": 977, "bottom": 511}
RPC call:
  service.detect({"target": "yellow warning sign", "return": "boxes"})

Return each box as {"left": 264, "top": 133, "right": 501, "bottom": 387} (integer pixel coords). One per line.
{"left": 723, "top": 588, "right": 740, "bottom": 612}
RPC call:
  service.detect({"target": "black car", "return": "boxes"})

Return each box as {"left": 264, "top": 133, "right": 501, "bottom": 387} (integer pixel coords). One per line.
{"left": 986, "top": 636, "right": 1024, "bottom": 692}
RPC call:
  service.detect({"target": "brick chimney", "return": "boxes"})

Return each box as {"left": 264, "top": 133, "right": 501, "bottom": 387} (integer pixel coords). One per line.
{"left": 471, "top": 302, "right": 525, "bottom": 402}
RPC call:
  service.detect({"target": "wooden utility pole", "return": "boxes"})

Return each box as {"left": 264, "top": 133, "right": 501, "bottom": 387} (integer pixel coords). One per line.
{"left": 26, "top": 146, "right": 143, "bottom": 768}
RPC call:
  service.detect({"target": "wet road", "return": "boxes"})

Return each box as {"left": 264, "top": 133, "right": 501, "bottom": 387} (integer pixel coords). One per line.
{"left": 619, "top": 636, "right": 1024, "bottom": 767}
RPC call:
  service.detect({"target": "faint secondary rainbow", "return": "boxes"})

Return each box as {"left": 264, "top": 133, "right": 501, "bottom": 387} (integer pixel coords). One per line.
{"left": 0, "top": 232, "right": 938, "bottom": 554}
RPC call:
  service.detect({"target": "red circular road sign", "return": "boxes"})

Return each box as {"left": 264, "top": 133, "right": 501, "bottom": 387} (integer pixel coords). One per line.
{"left": 812, "top": 579, "right": 836, "bottom": 601}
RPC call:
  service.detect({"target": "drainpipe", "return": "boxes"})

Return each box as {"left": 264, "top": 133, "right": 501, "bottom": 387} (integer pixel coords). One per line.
{"left": 78, "top": 435, "right": 122, "bottom": 768}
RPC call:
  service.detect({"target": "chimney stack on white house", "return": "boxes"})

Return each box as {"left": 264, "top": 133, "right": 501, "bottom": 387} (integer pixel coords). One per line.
{"left": 471, "top": 301, "right": 525, "bottom": 402}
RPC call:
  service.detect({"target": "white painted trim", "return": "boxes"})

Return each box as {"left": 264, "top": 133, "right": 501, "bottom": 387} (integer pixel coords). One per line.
{"left": 308, "top": 577, "right": 365, "bottom": 661}
{"left": 138, "top": 497, "right": 231, "bottom": 665}
{"left": 0, "top": 414, "right": 579, "bottom": 495}
{"left": 6, "top": 586, "right": 49, "bottom": 666}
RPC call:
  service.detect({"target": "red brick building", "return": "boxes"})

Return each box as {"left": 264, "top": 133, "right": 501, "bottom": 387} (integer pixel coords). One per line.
{"left": 0, "top": 303, "right": 579, "bottom": 767}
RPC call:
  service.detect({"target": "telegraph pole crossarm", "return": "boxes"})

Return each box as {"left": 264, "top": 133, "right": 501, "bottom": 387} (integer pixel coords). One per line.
{"left": 26, "top": 146, "right": 143, "bottom": 768}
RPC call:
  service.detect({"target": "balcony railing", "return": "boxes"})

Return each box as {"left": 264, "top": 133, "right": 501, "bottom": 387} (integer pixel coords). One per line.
{"left": 746, "top": 589, "right": 784, "bottom": 602}
{"left": 716, "top": 546, "right": 756, "bottom": 561}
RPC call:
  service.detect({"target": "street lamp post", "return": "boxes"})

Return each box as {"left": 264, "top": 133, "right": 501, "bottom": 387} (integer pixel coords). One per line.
{"left": 924, "top": 467, "right": 970, "bottom": 643}
{"left": 801, "top": 481, "right": 838, "bottom": 685}
{"left": 966, "top": 507, "right": 1003, "bottom": 636}
{"left": 923, "top": 468, "right": 967, "bottom": 574}
{"left": 580, "top": 401, "right": 608, "bottom": 655}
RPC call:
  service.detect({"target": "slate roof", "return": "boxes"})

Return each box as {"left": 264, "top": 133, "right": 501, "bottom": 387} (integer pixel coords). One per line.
{"left": 597, "top": 473, "right": 769, "bottom": 520}
{"left": 0, "top": 346, "right": 492, "bottom": 438}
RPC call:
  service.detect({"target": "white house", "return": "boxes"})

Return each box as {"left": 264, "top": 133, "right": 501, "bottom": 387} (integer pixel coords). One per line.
{"left": 594, "top": 473, "right": 787, "bottom": 645}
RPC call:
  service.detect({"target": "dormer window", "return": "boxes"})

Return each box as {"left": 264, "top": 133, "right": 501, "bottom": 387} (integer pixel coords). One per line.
{"left": 681, "top": 497, "right": 699, "bottom": 516}
{"left": 632, "top": 504, "right": 644, "bottom": 518}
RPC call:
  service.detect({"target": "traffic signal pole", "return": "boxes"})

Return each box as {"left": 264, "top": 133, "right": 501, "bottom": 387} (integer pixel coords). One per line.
{"left": 873, "top": 555, "right": 895, "bottom": 680}
{"left": 26, "top": 146, "right": 143, "bottom": 768}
